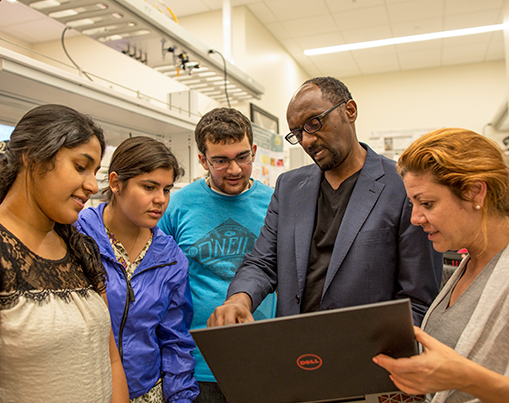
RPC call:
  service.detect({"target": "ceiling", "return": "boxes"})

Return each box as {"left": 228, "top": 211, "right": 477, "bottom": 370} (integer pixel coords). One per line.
{"left": 166, "top": 0, "right": 506, "bottom": 78}
{"left": 0, "top": 0, "right": 505, "bottom": 80}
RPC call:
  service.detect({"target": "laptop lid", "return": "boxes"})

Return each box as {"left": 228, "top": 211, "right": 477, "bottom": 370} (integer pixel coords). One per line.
{"left": 191, "top": 299, "right": 418, "bottom": 403}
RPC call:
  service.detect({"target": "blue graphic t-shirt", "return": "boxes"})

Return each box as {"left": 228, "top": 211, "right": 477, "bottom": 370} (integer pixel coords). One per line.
{"left": 159, "top": 178, "right": 277, "bottom": 382}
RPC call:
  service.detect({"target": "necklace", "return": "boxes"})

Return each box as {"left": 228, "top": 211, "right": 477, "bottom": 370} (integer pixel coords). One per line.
{"left": 103, "top": 206, "right": 143, "bottom": 261}
{"left": 126, "top": 228, "right": 142, "bottom": 260}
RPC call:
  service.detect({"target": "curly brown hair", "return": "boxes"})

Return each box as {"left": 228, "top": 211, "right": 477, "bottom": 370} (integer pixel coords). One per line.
{"left": 398, "top": 128, "right": 509, "bottom": 254}
{"left": 195, "top": 108, "right": 253, "bottom": 155}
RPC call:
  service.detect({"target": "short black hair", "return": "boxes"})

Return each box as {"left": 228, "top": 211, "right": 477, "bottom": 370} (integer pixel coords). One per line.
{"left": 195, "top": 108, "right": 253, "bottom": 155}
{"left": 302, "top": 76, "right": 353, "bottom": 104}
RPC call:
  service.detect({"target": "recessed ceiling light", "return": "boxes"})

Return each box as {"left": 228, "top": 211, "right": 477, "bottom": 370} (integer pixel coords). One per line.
{"left": 304, "top": 24, "right": 505, "bottom": 56}
{"left": 67, "top": 18, "right": 96, "bottom": 28}
{"left": 30, "top": 0, "right": 60, "bottom": 9}
{"left": 49, "top": 9, "right": 78, "bottom": 18}
{"left": 187, "top": 83, "right": 208, "bottom": 88}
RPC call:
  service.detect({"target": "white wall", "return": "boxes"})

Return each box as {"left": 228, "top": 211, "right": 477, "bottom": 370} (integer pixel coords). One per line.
{"left": 0, "top": 29, "right": 220, "bottom": 181}
{"left": 285, "top": 61, "right": 508, "bottom": 164}
{"left": 178, "top": 6, "right": 310, "bottom": 134}
{"left": 21, "top": 31, "right": 508, "bottom": 145}
{"left": 31, "top": 35, "right": 219, "bottom": 117}
{"left": 0, "top": 32, "right": 33, "bottom": 57}
{"left": 500, "top": 0, "right": 509, "bottom": 152}
{"left": 2, "top": 5, "right": 508, "bottom": 171}
{"left": 346, "top": 61, "right": 507, "bottom": 145}
{"left": 181, "top": 8, "right": 508, "bottom": 165}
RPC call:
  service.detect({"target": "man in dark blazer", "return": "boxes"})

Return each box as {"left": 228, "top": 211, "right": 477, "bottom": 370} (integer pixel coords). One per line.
{"left": 208, "top": 76, "right": 442, "bottom": 326}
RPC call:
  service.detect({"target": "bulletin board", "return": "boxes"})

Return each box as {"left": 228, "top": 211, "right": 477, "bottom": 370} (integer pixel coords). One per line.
{"left": 251, "top": 124, "right": 284, "bottom": 188}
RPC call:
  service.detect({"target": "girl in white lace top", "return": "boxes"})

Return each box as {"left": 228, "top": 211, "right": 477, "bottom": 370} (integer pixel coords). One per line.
{"left": 0, "top": 104, "right": 129, "bottom": 402}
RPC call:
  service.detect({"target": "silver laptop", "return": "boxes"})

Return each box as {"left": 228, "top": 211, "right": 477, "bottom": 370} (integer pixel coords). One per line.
{"left": 191, "top": 299, "right": 418, "bottom": 403}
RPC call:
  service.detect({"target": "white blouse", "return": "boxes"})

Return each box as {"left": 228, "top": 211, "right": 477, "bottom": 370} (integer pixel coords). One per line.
{"left": 0, "top": 224, "right": 113, "bottom": 402}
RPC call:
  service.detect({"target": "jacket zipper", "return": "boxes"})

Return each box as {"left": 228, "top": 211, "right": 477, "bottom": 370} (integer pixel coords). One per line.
{"left": 117, "top": 265, "right": 134, "bottom": 362}
{"left": 116, "top": 260, "right": 177, "bottom": 362}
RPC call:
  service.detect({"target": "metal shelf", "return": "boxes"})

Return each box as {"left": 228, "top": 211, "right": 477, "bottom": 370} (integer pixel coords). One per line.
{"left": 0, "top": 46, "right": 196, "bottom": 142}
{"left": 17, "top": 0, "right": 265, "bottom": 104}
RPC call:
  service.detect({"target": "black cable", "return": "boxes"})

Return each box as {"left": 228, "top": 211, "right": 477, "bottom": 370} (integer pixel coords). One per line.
{"left": 61, "top": 27, "right": 93, "bottom": 81}
{"left": 208, "top": 49, "right": 231, "bottom": 108}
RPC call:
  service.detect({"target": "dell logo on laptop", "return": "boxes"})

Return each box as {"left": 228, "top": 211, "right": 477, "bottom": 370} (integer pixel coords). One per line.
{"left": 297, "top": 354, "right": 323, "bottom": 370}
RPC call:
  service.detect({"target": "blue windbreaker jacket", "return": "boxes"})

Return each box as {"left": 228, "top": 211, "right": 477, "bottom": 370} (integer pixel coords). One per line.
{"left": 76, "top": 203, "right": 198, "bottom": 402}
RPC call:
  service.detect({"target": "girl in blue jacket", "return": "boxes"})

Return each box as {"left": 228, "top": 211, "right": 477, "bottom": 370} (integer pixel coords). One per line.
{"left": 76, "top": 136, "right": 198, "bottom": 403}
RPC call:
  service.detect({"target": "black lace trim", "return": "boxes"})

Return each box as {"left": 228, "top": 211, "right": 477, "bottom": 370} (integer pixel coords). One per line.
{"left": 0, "top": 223, "right": 93, "bottom": 294}
{"left": 0, "top": 285, "right": 95, "bottom": 310}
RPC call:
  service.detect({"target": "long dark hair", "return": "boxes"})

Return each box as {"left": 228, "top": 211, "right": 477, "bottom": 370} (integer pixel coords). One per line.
{"left": 0, "top": 104, "right": 107, "bottom": 292}
{"left": 103, "top": 136, "right": 184, "bottom": 204}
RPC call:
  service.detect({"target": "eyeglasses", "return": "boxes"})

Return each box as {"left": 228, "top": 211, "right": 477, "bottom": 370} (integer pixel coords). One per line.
{"left": 285, "top": 100, "right": 347, "bottom": 145}
{"left": 204, "top": 151, "right": 254, "bottom": 170}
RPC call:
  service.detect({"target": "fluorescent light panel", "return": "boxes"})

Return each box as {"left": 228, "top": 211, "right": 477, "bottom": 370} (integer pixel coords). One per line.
{"left": 304, "top": 24, "right": 506, "bottom": 56}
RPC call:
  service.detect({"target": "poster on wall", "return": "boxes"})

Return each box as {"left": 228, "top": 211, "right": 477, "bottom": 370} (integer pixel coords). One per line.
{"left": 369, "top": 128, "right": 437, "bottom": 161}
{"left": 252, "top": 124, "right": 284, "bottom": 188}
{"left": 249, "top": 104, "right": 284, "bottom": 188}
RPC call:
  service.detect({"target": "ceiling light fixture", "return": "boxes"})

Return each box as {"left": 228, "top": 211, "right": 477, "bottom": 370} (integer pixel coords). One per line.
{"left": 304, "top": 24, "right": 506, "bottom": 56}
